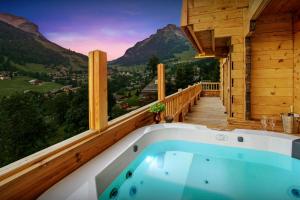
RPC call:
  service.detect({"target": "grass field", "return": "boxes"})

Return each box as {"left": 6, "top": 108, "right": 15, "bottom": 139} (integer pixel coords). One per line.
{"left": 0, "top": 76, "right": 63, "bottom": 96}
{"left": 14, "top": 63, "right": 53, "bottom": 73}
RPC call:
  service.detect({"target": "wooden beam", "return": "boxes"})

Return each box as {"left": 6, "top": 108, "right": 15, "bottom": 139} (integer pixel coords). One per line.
{"left": 211, "top": 30, "right": 215, "bottom": 52}
{"left": 248, "top": 0, "right": 272, "bottom": 20}
{"left": 187, "top": 25, "right": 204, "bottom": 53}
{"left": 181, "top": 0, "right": 188, "bottom": 27}
{"left": 244, "top": 0, "right": 272, "bottom": 36}
{"left": 157, "top": 64, "right": 165, "bottom": 101}
{"left": 88, "top": 50, "right": 108, "bottom": 131}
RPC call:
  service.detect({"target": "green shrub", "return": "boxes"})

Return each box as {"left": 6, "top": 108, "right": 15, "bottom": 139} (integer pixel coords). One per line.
{"left": 149, "top": 103, "right": 165, "bottom": 113}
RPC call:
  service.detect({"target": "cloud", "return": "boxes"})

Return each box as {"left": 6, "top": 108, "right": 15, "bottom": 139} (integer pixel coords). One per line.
{"left": 45, "top": 26, "right": 145, "bottom": 60}
{"left": 46, "top": 32, "right": 89, "bottom": 42}
{"left": 125, "top": 30, "right": 138, "bottom": 36}
{"left": 46, "top": 32, "right": 136, "bottom": 60}
{"left": 99, "top": 27, "right": 138, "bottom": 37}
{"left": 100, "top": 28, "right": 119, "bottom": 37}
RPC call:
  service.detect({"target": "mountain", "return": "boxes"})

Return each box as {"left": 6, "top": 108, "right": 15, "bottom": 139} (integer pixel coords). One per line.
{"left": 0, "top": 13, "right": 44, "bottom": 37}
{"left": 110, "top": 24, "right": 196, "bottom": 66}
{"left": 0, "top": 13, "right": 87, "bottom": 72}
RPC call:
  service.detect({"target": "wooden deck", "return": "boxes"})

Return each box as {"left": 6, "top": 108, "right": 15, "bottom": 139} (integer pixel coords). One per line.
{"left": 185, "top": 97, "right": 300, "bottom": 136}
{"left": 185, "top": 97, "right": 228, "bottom": 129}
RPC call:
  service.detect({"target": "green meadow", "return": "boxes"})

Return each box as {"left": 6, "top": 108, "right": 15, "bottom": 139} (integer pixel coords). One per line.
{"left": 0, "top": 76, "right": 62, "bottom": 96}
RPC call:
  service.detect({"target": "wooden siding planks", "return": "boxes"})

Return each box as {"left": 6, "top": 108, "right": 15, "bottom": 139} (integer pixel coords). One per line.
{"left": 294, "top": 15, "right": 300, "bottom": 113}
{"left": 251, "top": 13, "right": 294, "bottom": 120}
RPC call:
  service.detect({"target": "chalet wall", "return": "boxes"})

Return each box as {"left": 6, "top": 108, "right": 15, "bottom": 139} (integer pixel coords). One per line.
{"left": 224, "top": 60, "right": 228, "bottom": 112}
{"left": 251, "top": 14, "right": 294, "bottom": 120}
{"left": 230, "top": 36, "right": 245, "bottom": 120}
{"left": 294, "top": 14, "right": 300, "bottom": 114}
{"left": 188, "top": 0, "right": 247, "bottom": 120}
{"left": 220, "top": 59, "right": 229, "bottom": 113}
{"left": 184, "top": 0, "right": 300, "bottom": 128}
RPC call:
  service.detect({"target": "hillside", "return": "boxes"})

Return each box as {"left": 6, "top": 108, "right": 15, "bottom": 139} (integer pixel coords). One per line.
{"left": 110, "top": 24, "right": 196, "bottom": 66}
{"left": 0, "top": 13, "right": 87, "bottom": 72}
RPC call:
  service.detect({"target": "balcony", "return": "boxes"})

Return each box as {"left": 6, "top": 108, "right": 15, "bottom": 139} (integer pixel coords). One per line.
{"left": 1, "top": 0, "right": 300, "bottom": 199}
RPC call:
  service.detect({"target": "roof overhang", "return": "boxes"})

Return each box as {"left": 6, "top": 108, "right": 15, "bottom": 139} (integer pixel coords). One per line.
{"left": 180, "top": 0, "right": 229, "bottom": 58}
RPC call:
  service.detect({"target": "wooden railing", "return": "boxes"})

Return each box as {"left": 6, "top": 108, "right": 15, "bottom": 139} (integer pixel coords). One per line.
{"left": 0, "top": 50, "right": 202, "bottom": 200}
{"left": 201, "top": 82, "right": 220, "bottom": 91}
{"left": 164, "top": 84, "right": 201, "bottom": 121}
{"left": 200, "top": 82, "right": 220, "bottom": 97}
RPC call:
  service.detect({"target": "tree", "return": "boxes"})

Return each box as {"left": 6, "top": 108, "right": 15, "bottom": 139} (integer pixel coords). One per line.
{"left": 175, "top": 65, "right": 186, "bottom": 89}
{"left": 0, "top": 93, "right": 50, "bottom": 166}
{"left": 147, "top": 55, "right": 160, "bottom": 78}
{"left": 108, "top": 82, "right": 116, "bottom": 116}
{"left": 64, "top": 88, "right": 88, "bottom": 137}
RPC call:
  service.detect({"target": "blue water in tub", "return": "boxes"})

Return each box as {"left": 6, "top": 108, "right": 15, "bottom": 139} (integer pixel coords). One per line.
{"left": 99, "top": 140, "right": 300, "bottom": 200}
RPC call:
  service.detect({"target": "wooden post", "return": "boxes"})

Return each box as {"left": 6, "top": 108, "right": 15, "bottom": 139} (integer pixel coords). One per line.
{"left": 157, "top": 63, "right": 165, "bottom": 101}
{"left": 88, "top": 50, "right": 108, "bottom": 131}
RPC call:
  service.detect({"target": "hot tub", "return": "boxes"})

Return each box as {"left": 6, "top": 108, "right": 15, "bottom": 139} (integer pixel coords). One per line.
{"left": 38, "top": 123, "right": 300, "bottom": 200}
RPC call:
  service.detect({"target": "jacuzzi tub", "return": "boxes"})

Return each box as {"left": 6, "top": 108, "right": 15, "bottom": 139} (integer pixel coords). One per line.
{"left": 38, "top": 123, "right": 300, "bottom": 200}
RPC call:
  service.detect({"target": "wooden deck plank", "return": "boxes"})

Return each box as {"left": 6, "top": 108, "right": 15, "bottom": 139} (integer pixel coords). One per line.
{"left": 185, "top": 97, "right": 300, "bottom": 136}
{"left": 185, "top": 97, "right": 228, "bottom": 129}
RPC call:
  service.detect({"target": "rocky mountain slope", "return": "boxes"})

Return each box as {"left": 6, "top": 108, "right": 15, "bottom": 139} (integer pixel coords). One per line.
{"left": 110, "top": 24, "right": 195, "bottom": 66}
{"left": 0, "top": 13, "right": 87, "bottom": 72}
{"left": 0, "top": 13, "right": 44, "bottom": 37}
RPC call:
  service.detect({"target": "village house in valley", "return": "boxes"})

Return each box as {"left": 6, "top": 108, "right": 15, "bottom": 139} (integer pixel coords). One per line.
{"left": 0, "top": 71, "right": 11, "bottom": 80}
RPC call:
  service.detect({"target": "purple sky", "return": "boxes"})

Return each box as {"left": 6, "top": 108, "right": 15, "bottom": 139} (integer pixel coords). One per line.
{"left": 0, "top": 0, "right": 182, "bottom": 60}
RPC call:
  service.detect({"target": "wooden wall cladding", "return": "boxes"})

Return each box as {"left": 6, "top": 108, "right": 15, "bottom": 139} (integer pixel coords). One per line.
{"left": 294, "top": 14, "right": 300, "bottom": 113}
{"left": 251, "top": 13, "right": 294, "bottom": 120}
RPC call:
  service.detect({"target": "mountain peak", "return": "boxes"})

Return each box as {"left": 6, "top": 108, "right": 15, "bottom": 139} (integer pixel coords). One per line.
{"left": 0, "top": 13, "right": 87, "bottom": 72}
{"left": 157, "top": 24, "right": 179, "bottom": 33}
{"left": 110, "top": 24, "right": 195, "bottom": 66}
{"left": 162, "top": 24, "right": 177, "bottom": 30}
{"left": 0, "top": 13, "right": 43, "bottom": 37}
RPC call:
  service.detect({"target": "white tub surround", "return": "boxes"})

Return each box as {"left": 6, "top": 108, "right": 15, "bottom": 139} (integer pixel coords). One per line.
{"left": 38, "top": 123, "right": 299, "bottom": 200}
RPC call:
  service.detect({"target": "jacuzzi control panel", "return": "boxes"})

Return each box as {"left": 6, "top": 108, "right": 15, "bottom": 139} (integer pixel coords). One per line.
{"left": 292, "top": 139, "right": 300, "bottom": 160}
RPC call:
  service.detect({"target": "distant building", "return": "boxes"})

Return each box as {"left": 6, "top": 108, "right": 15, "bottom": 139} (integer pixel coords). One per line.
{"left": 0, "top": 75, "right": 11, "bottom": 80}
{"left": 0, "top": 71, "right": 11, "bottom": 80}
{"left": 140, "top": 78, "right": 157, "bottom": 103}
{"left": 61, "top": 85, "right": 73, "bottom": 93}
{"left": 28, "top": 79, "right": 43, "bottom": 85}
{"left": 71, "top": 87, "right": 81, "bottom": 93}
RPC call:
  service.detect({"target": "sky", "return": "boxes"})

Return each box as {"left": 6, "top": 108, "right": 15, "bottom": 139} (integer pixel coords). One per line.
{"left": 0, "top": 0, "right": 182, "bottom": 60}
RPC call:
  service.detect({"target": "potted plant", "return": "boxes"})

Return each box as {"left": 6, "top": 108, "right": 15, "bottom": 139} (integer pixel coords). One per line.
{"left": 149, "top": 103, "right": 166, "bottom": 124}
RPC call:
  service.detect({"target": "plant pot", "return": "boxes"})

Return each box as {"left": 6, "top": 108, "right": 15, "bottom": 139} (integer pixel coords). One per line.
{"left": 165, "top": 116, "right": 174, "bottom": 123}
{"left": 153, "top": 113, "right": 161, "bottom": 124}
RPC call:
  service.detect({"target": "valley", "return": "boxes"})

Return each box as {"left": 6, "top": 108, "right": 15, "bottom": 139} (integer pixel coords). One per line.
{"left": 0, "top": 13, "right": 219, "bottom": 167}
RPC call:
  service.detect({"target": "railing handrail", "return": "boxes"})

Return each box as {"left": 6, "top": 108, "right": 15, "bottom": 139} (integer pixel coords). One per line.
{"left": 163, "top": 83, "right": 201, "bottom": 119}
{"left": 200, "top": 82, "right": 220, "bottom": 91}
